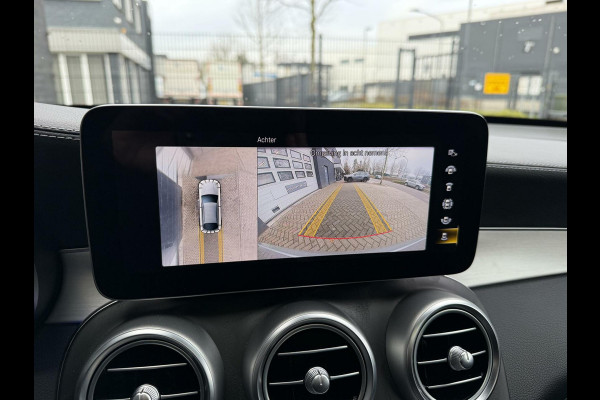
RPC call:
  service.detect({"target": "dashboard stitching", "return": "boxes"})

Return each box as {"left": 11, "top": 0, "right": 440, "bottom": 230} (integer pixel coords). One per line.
{"left": 34, "top": 132, "right": 80, "bottom": 141}
{"left": 34, "top": 123, "right": 80, "bottom": 133}
{"left": 487, "top": 164, "right": 566, "bottom": 173}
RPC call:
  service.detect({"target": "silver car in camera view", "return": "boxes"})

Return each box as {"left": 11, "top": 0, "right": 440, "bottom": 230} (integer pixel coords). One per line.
{"left": 405, "top": 179, "right": 425, "bottom": 191}
{"left": 198, "top": 179, "right": 222, "bottom": 233}
{"left": 344, "top": 171, "right": 370, "bottom": 182}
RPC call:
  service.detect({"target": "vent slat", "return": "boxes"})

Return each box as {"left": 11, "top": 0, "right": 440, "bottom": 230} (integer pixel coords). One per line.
{"left": 101, "top": 392, "right": 198, "bottom": 400}
{"left": 268, "top": 379, "right": 304, "bottom": 386}
{"left": 422, "top": 327, "right": 477, "bottom": 338}
{"left": 329, "top": 371, "right": 360, "bottom": 380}
{"left": 277, "top": 345, "right": 348, "bottom": 356}
{"left": 269, "top": 371, "right": 360, "bottom": 386}
{"left": 106, "top": 362, "right": 188, "bottom": 372}
{"left": 417, "top": 349, "right": 487, "bottom": 365}
{"left": 426, "top": 374, "right": 483, "bottom": 390}
{"left": 161, "top": 391, "right": 200, "bottom": 398}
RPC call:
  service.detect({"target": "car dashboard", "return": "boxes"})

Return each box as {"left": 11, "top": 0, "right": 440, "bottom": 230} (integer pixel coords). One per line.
{"left": 33, "top": 103, "right": 566, "bottom": 400}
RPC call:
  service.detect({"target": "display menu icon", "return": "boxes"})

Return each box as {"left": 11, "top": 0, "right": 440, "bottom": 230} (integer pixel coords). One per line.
{"left": 437, "top": 228, "right": 459, "bottom": 244}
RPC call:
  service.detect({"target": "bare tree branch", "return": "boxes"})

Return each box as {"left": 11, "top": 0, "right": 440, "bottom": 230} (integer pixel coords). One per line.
{"left": 316, "top": 0, "right": 337, "bottom": 19}
{"left": 235, "top": 0, "right": 284, "bottom": 80}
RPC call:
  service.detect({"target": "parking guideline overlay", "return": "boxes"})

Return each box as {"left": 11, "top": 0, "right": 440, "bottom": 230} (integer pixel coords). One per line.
{"left": 298, "top": 184, "right": 343, "bottom": 237}
{"left": 354, "top": 185, "right": 392, "bottom": 234}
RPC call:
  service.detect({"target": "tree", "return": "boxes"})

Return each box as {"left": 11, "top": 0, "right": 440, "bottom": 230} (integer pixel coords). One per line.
{"left": 278, "top": 0, "right": 343, "bottom": 76}
{"left": 236, "top": 0, "right": 282, "bottom": 82}
{"left": 210, "top": 38, "right": 235, "bottom": 61}
{"left": 352, "top": 158, "right": 359, "bottom": 172}
{"left": 343, "top": 159, "right": 351, "bottom": 174}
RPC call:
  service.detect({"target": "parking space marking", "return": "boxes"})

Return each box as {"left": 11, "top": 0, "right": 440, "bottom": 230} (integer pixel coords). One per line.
{"left": 298, "top": 184, "right": 343, "bottom": 237}
{"left": 218, "top": 229, "right": 223, "bottom": 263}
{"left": 354, "top": 184, "right": 392, "bottom": 234}
{"left": 198, "top": 228, "right": 205, "bottom": 264}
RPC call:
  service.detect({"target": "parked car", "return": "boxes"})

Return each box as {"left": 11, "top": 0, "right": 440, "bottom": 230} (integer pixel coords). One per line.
{"left": 344, "top": 171, "right": 370, "bottom": 182}
{"left": 198, "top": 179, "right": 222, "bottom": 233}
{"left": 375, "top": 174, "right": 382, "bottom": 179}
{"left": 405, "top": 179, "right": 425, "bottom": 190}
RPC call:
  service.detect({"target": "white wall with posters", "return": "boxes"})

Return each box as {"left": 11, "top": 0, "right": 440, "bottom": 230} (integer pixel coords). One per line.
{"left": 257, "top": 147, "right": 318, "bottom": 224}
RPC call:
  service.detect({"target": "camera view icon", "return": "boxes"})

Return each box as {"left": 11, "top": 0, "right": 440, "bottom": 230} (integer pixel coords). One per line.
{"left": 445, "top": 165, "right": 457, "bottom": 175}
{"left": 437, "top": 228, "right": 459, "bottom": 244}
{"left": 445, "top": 182, "right": 454, "bottom": 192}
{"left": 442, "top": 198, "right": 454, "bottom": 210}
{"left": 441, "top": 216, "right": 452, "bottom": 225}
{"left": 448, "top": 149, "right": 458, "bottom": 157}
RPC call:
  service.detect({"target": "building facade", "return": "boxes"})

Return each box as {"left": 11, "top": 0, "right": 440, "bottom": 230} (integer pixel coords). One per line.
{"left": 34, "top": 0, "right": 57, "bottom": 103}
{"left": 257, "top": 147, "right": 338, "bottom": 227}
{"left": 43, "top": 0, "right": 155, "bottom": 105}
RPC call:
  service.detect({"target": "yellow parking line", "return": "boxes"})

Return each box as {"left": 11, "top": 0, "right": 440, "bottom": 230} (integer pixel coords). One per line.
{"left": 198, "top": 228, "right": 205, "bottom": 264}
{"left": 218, "top": 229, "right": 224, "bottom": 263}
{"left": 354, "top": 185, "right": 391, "bottom": 234}
{"left": 299, "top": 184, "right": 343, "bottom": 237}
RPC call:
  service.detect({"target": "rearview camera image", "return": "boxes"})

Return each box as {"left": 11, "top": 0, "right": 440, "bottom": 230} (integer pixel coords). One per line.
{"left": 257, "top": 147, "right": 433, "bottom": 259}
{"left": 156, "top": 147, "right": 257, "bottom": 266}
{"left": 156, "top": 146, "right": 434, "bottom": 266}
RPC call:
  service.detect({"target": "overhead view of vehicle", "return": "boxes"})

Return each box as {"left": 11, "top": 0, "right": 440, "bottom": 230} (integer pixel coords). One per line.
{"left": 34, "top": 1, "right": 566, "bottom": 400}
{"left": 405, "top": 179, "right": 426, "bottom": 190}
{"left": 344, "top": 171, "right": 371, "bottom": 182}
{"left": 198, "top": 179, "right": 222, "bottom": 233}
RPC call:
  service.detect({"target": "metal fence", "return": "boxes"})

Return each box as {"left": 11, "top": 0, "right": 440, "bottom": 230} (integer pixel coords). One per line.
{"left": 42, "top": 18, "right": 567, "bottom": 119}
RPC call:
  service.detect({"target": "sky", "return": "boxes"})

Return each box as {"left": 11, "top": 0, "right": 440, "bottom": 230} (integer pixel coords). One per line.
{"left": 338, "top": 147, "right": 434, "bottom": 175}
{"left": 147, "top": 0, "right": 535, "bottom": 37}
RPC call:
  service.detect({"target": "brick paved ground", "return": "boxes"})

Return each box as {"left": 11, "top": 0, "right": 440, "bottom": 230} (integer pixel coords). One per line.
{"left": 310, "top": 184, "right": 377, "bottom": 238}
{"left": 180, "top": 175, "right": 200, "bottom": 265}
{"left": 358, "top": 182, "right": 428, "bottom": 247}
{"left": 258, "top": 181, "right": 429, "bottom": 256}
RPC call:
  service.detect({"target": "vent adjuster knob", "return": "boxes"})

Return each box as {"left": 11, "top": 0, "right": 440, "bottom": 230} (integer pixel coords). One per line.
{"left": 304, "top": 367, "right": 330, "bottom": 395}
{"left": 131, "top": 384, "right": 160, "bottom": 400}
{"left": 448, "top": 346, "right": 474, "bottom": 371}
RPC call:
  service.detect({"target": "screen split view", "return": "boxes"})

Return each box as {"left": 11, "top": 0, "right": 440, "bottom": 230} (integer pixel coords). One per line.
{"left": 156, "top": 147, "right": 435, "bottom": 267}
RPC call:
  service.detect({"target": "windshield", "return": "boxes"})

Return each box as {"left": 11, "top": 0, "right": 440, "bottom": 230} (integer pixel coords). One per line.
{"left": 33, "top": 0, "right": 567, "bottom": 121}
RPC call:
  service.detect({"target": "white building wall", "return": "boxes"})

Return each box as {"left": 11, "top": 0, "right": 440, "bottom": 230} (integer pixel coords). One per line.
{"left": 257, "top": 147, "right": 318, "bottom": 224}
{"left": 156, "top": 147, "right": 192, "bottom": 183}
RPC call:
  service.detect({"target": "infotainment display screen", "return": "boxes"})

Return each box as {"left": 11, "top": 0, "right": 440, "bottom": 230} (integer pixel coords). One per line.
{"left": 81, "top": 106, "right": 488, "bottom": 299}
{"left": 155, "top": 146, "right": 435, "bottom": 267}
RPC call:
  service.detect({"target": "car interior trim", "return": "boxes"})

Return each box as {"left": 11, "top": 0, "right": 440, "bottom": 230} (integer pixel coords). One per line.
{"left": 46, "top": 229, "right": 566, "bottom": 324}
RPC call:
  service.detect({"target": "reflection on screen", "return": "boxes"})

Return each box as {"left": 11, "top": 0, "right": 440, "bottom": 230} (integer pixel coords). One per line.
{"left": 156, "top": 146, "right": 434, "bottom": 266}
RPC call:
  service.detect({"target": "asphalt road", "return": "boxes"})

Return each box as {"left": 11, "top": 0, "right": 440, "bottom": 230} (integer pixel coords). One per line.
{"left": 375, "top": 179, "right": 430, "bottom": 202}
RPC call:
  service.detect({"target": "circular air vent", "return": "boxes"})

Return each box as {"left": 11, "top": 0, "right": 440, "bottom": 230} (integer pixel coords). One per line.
{"left": 89, "top": 340, "right": 206, "bottom": 400}
{"left": 386, "top": 294, "right": 500, "bottom": 400}
{"left": 264, "top": 324, "right": 367, "bottom": 400}
{"left": 413, "top": 308, "right": 499, "bottom": 400}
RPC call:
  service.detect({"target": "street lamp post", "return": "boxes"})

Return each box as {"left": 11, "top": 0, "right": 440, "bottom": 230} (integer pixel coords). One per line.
{"left": 362, "top": 27, "right": 372, "bottom": 101}
{"left": 411, "top": 8, "right": 444, "bottom": 109}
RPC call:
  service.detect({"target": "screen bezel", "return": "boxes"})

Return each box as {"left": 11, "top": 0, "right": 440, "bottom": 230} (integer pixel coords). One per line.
{"left": 81, "top": 105, "right": 488, "bottom": 300}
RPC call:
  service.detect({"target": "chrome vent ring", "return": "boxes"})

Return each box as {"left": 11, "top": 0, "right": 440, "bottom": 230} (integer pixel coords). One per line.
{"left": 414, "top": 308, "right": 498, "bottom": 400}
{"left": 386, "top": 294, "right": 500, "bottom": 400}
{"left": 247, "top": 309, "right": 376, "bottom": 400}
